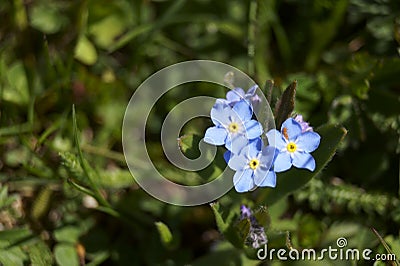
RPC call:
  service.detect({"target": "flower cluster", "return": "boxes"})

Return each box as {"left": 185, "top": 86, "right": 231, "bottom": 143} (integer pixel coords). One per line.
{"left": 240, "top": 205, "right": 267, "bottom": 249}
{"left": 204, "top": 85, "right": 321, "bottom": 193}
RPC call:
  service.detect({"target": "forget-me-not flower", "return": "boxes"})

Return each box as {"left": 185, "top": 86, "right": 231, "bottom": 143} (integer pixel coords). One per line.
{"left": 227, "top": 137, "right": 277, "bottom": 192}
{"left": 204, "top": 100, "right": 263, "bottom": 153}
{"left": 266, "top": 118, "right": 320, "bottom": 172}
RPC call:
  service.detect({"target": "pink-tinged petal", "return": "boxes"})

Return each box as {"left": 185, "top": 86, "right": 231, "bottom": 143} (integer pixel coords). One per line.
{"left": 244, "top": 120, "right": 263, "bottom": 139}
{"left": 233, "top": 169, "right": 255, "bottom": 193}
{"left": 273, "top": 152, "right": 292, "bottom": 172}
{"left": 232, "top": 100, "right": 252, "bottom": 121}
{"left": 293, "top": 152, "right": 316, "bottom": 171}
{"left": 281, "top": 118, "right": 302, "bottom": 140}
{"left": 296, "top": 131, "right": 321, "bottom": 153}
{"left": 210, "top": 102, "right": 230, "bottom": 126}
{"left": 204, "top": 127, "right": 227, "bottom": 145}
{"left": 266, "top": 129, "right": 286, "bottom": 150}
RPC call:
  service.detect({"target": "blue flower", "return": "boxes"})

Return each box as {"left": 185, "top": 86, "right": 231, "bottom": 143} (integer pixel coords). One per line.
{"left": 226, "top": 137, "right": 277, "bottom": 192}
{"left": 220, "top": 85, "right": 261, "bottom": 107}
{"left": 204, "top": 100, "right": 263, "bottom": 153}
{"left": 266, "top": 118, "right": 321, "bottom": 172}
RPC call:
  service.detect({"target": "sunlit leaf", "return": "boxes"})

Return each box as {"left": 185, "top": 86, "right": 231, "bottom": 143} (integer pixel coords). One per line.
{"left": 274, "top": 81, "right": 297, "bottom": 129}
{"left": 29, "top": 3, "right": 67, "bottom": 34}
{"left": 74, "top": 35, "right": 98, "bottom": 65}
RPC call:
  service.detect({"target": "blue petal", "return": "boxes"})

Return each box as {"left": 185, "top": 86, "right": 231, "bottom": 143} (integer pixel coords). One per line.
{"left": 281, "top": 118, "right": 302, "bottom": 141}
{"left": 232, "top": 100, "right": 252, "bottom": 121}
{"left": 204, "top": 126, "right": 227, "bottom": 145}
{"left": 227, "top": 153, "right": 248, "bottom": 171}
{"left": 223, "top": 150, "right": 231, "bottom": 164}
{"left": 244, "top": 120, "right": 263, "bottom": 139}
{"left": 296, "top": 131, "right": 321, "bottom": 153}
{"left": 226, "top": 88, "right": 245, "bottom": 102}
{"left": 266, "top": 129, "right": 286, "bottom": 150}
{"left": 254, "top": 168, "right": 276, "bottom": 188}
{"left": 246, "top": 85, "right": 258, "bottom": 96}
{"left": 273, "top": 152, "right": 292, "bottom": 172}
{"left": 292, "top": 152, "right": 316, "bottom": 171}
{"left": 210, "top": 102, "right": 230, "bottom": 126}
{"left": 225, "top": 134, "right": 248, "bottom": 154}
{"left": 233, "top": 169, "right": 255, "bottom": 193}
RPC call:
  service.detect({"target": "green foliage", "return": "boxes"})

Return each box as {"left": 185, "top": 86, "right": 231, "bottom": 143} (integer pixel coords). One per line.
{"left": 274, "top": 80, "right": 297, "bottom": 129}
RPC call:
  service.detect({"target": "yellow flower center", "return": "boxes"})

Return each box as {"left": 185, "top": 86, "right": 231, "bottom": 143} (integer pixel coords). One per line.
{"left": 249, "top": 159, "right": 260, "bottom": 170}
{"left": 286, "top": 142, "right": 297, "bottom": 153}
{"left": 228, "top": 122, "right": 239, "bottom": 133}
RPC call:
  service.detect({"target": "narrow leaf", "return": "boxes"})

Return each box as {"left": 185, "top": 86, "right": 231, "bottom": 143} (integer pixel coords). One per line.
{"left": 54, "top": 243, "right": 80, "bottom": 266}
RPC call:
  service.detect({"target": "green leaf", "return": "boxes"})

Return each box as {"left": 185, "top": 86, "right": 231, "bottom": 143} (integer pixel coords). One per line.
{"left": 54, "top": 243, "right": 80, "bottom": 266}
{"left": 372, "top": 228, "right": 400, "bottom": 266}
{"left": 274, "top": 81, "right": 297, "bottom": 129}
{"left": 210, "top": 203, "right": 253, "bottom": 249}
{"left": 28, "top": 241, "right": 53, "bottom": 266}
{"left": 0, "top": 185, "right": 18, "bottom": 210}
{"left": 74, "top": 35, "right": 98, "bottom": 65}
{"left": 98, "top": 169, "right": 135, "bottom": 189}
{"left": 258, "top": 124, "right": 347, "bottom": 205}
{"left": 31, "top": 187, "right": 52, "bottom": 221}
{"left": 0, "top": 242, "right": 26, "bottom": 266}
{"left": 154, "top": 221, "right": 174, "bottom": 249}
{"left": 89, "top": 15, "right": 129, "bottom": 49}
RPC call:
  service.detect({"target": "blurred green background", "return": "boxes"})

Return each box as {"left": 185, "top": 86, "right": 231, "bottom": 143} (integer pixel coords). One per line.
{"left": 0, "top": 0, "right": 399, "bottom": 265}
